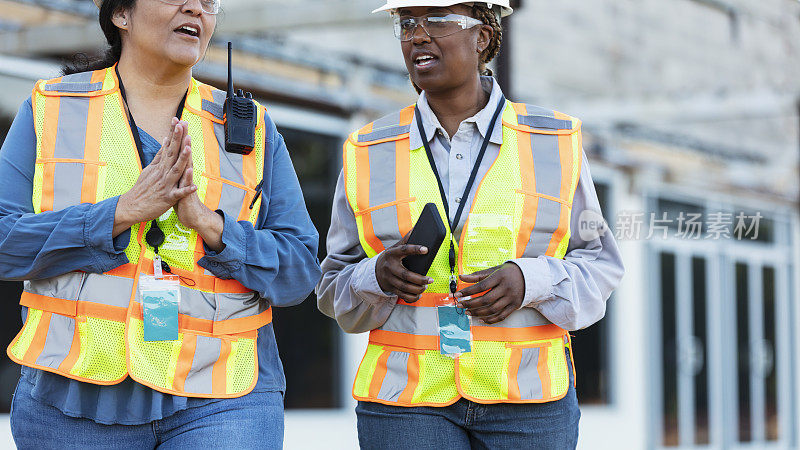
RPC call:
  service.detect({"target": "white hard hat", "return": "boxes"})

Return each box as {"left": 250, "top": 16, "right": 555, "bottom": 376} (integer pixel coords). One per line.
{"left": 372, "top": 1, "right": 513, "bottom": 17}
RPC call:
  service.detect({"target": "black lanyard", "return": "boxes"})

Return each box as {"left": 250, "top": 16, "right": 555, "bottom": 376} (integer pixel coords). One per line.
{"left": 415, "top": 96, "right": 506, "bottom": 294}
{"left": 115, "top": 66, "right": 187, "bottom": 170}
{"left": 115, "top": 66, "right": 188, "bottom": 262}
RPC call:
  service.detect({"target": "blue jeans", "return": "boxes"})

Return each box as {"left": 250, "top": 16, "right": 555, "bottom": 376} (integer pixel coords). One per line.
{"left": 11, "top": 376, "right": 284, "bottom": 449}
{"left": 356, "top": 350, "right": 580, "bottom": 449}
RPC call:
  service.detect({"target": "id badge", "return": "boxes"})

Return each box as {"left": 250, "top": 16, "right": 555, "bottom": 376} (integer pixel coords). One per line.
{"left": 139, "top": 275, "right": 180, "bottom": 341}
{"left": 437, "top": 296, "right": 472, "bottom": 357}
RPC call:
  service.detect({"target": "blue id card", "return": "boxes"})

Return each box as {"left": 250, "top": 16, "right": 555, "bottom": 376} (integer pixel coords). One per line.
{"left": 438, "top": 305, "right": 472, "bottom": 357}
{"left": 140, "top": 276, "right": 180, "bottom": 341}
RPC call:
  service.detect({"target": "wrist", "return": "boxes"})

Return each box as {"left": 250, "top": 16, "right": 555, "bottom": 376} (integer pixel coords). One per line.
{"left": 113, "top": 194, "right": 138, "bottom": 236}
{"left": 196, "top": 208, "right": 225, "bottom": 252}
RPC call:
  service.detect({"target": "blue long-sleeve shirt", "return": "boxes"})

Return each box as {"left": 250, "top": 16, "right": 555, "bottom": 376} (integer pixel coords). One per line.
{"left": 0, "top": 97, "right": 321, "bottom": 424}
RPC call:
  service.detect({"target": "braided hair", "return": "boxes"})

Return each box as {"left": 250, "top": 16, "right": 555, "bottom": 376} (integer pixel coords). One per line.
{"left": 409, "top": 2, "right": 504, "bottom": 92}
{"left": 472, "top": 3, "right": 503, "bottom": 76}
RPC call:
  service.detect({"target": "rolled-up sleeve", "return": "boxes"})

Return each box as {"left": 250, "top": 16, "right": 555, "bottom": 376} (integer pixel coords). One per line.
{"left": 0, "top": 98, "right": 129, "bottom": 281}
{"left": 512, "top": 151, "right": 625, "bottom": 331}
{"left": 198, "top": 113, "right": 321, "bottom": 307}
{"left": 315, "top": 171, "right": 397, "bottom": 334}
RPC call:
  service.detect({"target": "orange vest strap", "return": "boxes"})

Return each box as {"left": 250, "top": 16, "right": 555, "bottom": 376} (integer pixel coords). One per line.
{"left": 369, "top": 329, "right": 439, "bottom": 351}
{"left": 20, "top": 292, "right": 127, "bottom": 322}
{"left": 471, "top": 324, "right": 567, "bottom": 342}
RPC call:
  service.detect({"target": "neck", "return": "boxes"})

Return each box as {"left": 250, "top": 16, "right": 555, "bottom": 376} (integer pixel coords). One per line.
{"left": 424, "top": 76, "right": 489, "bottom": 138}
{"left": 117, "top": 50, "right": 192, "bottom": 106}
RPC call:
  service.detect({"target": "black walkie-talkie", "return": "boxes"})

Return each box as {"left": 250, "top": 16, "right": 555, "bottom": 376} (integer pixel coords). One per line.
{"left": 224, "top": 42, "right": 257, "bottom": 155}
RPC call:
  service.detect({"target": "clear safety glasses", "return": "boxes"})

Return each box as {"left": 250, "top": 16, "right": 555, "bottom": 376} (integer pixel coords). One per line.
{"left": 157, "top": 0, "right": 220, "bottom": 15}
{"left": 393, "top": 13, "right": 484, "bottom": 41}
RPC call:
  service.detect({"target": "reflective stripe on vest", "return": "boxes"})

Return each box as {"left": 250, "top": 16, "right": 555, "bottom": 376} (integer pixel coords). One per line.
{"left": 343, "top": 101, "right": 582, "bottom": 406}
{"left": 7, "top": 67, "right": 268, "bottom": 398}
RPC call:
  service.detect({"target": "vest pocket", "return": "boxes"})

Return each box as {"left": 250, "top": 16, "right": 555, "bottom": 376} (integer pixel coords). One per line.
{"left": 34, "top": 159, "right": 105, "bottom": 211}
{"left": 357, "top": 197, "right": 416, "bottom": 246}
{"left": 211, "top": 290, "right": 272, "bottom": 335}
{"left": 126, "top": 314, "right": 259, "bottom": 397}
{"left": 353, "top": 344, "right": 437, "bottom": 406}
{"left": 10, "top": 273, "right": 128, "bottom": 384}
{"left": 505, "top": 338, "right": 570, "bottom": 402}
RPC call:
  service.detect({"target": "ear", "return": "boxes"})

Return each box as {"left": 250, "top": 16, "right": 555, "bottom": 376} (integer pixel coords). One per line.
{"left": 111, "top": 8, "right": 128, "bottom": 29}
{"left": 476, "top": 24, "right": 493, "bottom": 54}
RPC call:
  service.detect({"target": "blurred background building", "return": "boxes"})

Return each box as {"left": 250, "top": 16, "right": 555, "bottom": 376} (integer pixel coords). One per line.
{"left": 0, "top": 0, "right": 798, "bottom": 448}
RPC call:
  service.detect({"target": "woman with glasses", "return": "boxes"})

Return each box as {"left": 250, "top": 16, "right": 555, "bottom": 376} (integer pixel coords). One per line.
{"left": 0, "top": 0, "right": 320, "bottom": 447}
{"left": 317, "top": 1, "right": 624, "bottom": 448}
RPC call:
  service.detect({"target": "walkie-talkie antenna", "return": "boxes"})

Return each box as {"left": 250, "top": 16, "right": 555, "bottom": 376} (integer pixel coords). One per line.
{"left": 227, "top": 41, "right": 234, "bottom": 99}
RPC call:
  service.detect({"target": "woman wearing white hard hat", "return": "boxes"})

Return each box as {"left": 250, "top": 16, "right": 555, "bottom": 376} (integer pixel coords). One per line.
{"left": 0, "top": 0, "right": 320, "bottom": 447}
{"left": 317, "top": 0, "right": 624, "bottom": 448}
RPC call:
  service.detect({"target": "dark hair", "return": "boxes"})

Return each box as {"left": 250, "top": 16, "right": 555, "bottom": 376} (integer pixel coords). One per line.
{"left": 63, "top": 0, "right": 136, "bottom": 75}
{"left": 472, "top": 4, "right": 503, "bottom": 77}
{"left": 409, "top": 3, "right": 504, "bottom": 93}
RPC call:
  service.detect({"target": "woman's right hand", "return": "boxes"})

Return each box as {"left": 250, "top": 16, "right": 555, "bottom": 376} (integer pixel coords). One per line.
{"left": 374, "top": 232, "right": 434, "bottom": 302}
{"left": 112, "top": 118, "right": 197, "bottom": 237}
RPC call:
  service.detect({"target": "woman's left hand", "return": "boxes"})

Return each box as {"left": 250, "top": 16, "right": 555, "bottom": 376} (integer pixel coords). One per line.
{"left": 455, "top": 263, "right": 525, "bottom": 324}
{"left": 174, "top": 156, "right": 225, "bottom": 253}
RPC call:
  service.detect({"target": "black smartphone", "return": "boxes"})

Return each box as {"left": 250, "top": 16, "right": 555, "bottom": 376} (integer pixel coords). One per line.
{"left": 402, "top": 202, "right": 447, "bottom": 276}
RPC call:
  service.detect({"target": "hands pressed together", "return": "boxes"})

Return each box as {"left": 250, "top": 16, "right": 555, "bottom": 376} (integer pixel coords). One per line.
{"left": 113, "top": 118, "right": 224, "bottom": 252}
{"left": 375, "top": 232, "right": 525, "bottom": 324}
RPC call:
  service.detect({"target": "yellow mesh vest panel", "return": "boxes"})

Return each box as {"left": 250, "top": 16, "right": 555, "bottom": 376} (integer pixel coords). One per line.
{"left": 228, "top": 338, "right": 256, "bottom": 393}
{"left": 97, "top": 87, "right": 145, "bottom": 263}
{"left": 460, "top": 105, "right": 522, "bottom": 274}
{"left": 353, "top": 344, "right": 384, "bottom": 398}
{"left": 31, "top": 91, "right": 47, "bottom": 214}
{"left": 546, "top": 337, "right": 570, "bottom": 398}
{"left": 71, "top": 317, "right": 127, "bottom": 382}
{"left": 143, "top": 92, "right": 207, "bottom": 273}
{"left": 8, "top": 309, "right": 43, "bottom": 360}
{"left": 406, "top": 148, "right": 454, "bottom": 292}
{"left": 457, "top": 341, "right": 511, "bottom": 399}
{"left": 413, "top": 350, "right": 458, "bottom": 404}
{"left": 126, "top": 317, "right": 179, "bottom": 389}
{"left": 248, "top": 119, "right": 266, "bottom": 224}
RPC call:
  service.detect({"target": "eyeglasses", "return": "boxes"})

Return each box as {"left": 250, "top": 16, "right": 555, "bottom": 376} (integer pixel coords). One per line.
{"left": 157, "top": 0, "right": 220, "bottom": 15}
{"left": 393, "top": 13, "right": 483, "bottom": 41}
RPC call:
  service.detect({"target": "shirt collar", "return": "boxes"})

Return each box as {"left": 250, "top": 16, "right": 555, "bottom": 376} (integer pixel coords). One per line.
{"left": 409, "top": 76, "right": 505, "bottom": 150}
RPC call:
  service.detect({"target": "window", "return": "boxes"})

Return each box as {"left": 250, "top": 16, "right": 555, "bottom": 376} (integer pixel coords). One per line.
{"left": 272, "top": 126, "right": 341, "bottom": 409}
{"left": 0, "top": 281, "right": 22, "bottom": 413}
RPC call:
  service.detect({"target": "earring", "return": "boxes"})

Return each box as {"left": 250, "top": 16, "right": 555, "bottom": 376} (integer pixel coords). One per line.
{"left": 122, "top": 20, "right": 127, "bottom": 26}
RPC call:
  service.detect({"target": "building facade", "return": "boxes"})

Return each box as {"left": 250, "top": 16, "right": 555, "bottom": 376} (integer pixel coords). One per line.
{"left": 0, "top": 0, "right": 798, "bottom": 448}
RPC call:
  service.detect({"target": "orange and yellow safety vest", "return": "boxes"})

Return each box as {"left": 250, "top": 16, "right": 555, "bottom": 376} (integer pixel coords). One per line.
{"left": 343, "top": 101, "right": 582, "bottom": 406}
{"left": 8, "top": 66, "right": 270, "bottom": 398}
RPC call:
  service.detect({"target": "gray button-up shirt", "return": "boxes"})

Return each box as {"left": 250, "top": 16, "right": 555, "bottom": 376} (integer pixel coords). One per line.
{"left": 316, "top": 77, "right": 624, "bottom": 333}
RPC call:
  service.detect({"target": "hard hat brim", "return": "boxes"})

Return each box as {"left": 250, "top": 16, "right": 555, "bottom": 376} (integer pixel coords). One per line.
{"left": 372, "top": 2, "right": 513, "bottom": 17}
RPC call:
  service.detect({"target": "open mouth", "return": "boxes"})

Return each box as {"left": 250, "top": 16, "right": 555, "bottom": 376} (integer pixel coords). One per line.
{"left": 175, "top": 25, "right": 200, "bottom": 38}
{"left": 414, "top": 55, "right": 437, "bottom": 68}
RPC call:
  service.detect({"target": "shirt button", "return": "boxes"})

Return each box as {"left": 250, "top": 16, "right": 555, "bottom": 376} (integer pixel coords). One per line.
{"left": 456, "top": 154, "right": 464, "bottom": 160}
{"left": 455, "top": 197, "right": 462, "bottom": 204}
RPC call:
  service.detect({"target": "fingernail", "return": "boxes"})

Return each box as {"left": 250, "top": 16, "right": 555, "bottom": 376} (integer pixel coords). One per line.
{"left": 427, "top": 278, "right": 434, "bottom": 284}
{"left": 453, "top": 292, "right": 462, "bottom": 298}
{"left": 420, "top": 246, "right": 428, "bottom": 253}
